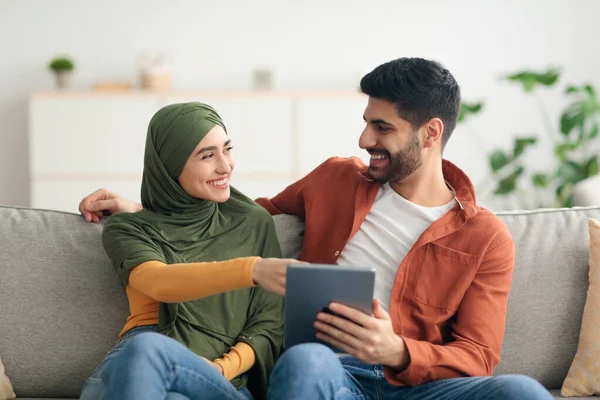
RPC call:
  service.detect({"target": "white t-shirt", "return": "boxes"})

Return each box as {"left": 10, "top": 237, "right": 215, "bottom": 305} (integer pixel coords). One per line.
{"left": 336, "top": 183, "right": 456, "bottom": 309}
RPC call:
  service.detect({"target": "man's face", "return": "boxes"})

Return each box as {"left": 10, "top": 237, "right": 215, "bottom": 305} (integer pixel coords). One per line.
{"left": 359, "top": 97, "right": 423, "bottom": 183}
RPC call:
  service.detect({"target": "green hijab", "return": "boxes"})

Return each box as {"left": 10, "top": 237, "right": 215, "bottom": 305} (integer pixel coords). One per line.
{"left": 102, "top": 102, "right": 283, "bottom": 399}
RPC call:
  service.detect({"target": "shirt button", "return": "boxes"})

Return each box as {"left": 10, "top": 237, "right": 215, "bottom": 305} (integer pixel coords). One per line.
{"left": 334, "top": 251, "right": 340, "bottom": 256}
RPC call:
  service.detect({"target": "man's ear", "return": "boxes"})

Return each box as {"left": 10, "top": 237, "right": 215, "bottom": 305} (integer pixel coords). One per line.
{"left": 422, "top": 118, "right": 444, "bottom": 149}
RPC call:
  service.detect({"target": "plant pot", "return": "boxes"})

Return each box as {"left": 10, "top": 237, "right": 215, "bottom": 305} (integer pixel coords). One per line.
{"left": 54, "top": 71, "right": 71, "bottom": 90}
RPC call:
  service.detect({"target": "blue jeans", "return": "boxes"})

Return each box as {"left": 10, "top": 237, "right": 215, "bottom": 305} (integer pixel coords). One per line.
{"left": 267, "top": 344, "right": 553, "bottom": 400}
{"left": 80, "top": 325, "right": 253, "bottom": 400}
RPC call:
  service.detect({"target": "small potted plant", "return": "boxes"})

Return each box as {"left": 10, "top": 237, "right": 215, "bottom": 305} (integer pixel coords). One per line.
{"left": 48, "top": 57, "right": 75, "bottom": 90}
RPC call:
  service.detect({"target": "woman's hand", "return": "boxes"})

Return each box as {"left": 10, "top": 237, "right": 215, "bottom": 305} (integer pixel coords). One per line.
{"left": 252, "top": 258, "right": 305, "bottom": 296}
{"left": 78, "top": 188, "right": 143, "bottom": 222}
{"left": 200, "top": 356, "right": 224, "bottom": 376}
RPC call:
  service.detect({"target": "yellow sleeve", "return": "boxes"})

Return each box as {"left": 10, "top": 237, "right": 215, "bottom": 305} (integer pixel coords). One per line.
{"left": 214, "top": 342, "right": 256, "bottom": 381}
{"left": 129, "top": 258, "right": 258, "bottom": 303}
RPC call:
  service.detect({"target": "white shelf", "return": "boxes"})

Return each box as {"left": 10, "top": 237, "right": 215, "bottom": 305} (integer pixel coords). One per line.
{"left": 28, "top": 91, "right": 369, "bottom": 213}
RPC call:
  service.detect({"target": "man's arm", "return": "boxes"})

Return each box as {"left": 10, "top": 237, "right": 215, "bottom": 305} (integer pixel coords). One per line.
{"left": 384, "top": 236, "right": 515, "bottom": 386}
{"left": 255, "top": 158, "right": 337, "bottom": 217}
{"left": 79, "top": 189, "right": 142, "bottom": 222}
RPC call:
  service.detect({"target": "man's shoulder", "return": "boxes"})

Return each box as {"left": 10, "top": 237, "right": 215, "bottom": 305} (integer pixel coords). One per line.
{"left": 307, "top": 156, "right": 367, "bottom": 180}
{"left": 469, "top": 206, "right": 513, "bottom": 248}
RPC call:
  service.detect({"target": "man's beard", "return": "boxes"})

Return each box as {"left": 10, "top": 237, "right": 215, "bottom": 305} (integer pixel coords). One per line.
{"left": 367, "top": 134, "right": 422, "bottom": 184}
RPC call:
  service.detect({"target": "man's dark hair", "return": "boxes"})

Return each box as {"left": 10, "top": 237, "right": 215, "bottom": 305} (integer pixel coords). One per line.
{"left": 360, "top": 57, "right": 461, "bottom": 149}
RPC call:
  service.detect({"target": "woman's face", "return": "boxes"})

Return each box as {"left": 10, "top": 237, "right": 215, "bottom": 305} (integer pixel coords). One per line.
{"left": 178, "top": 125, "right": 235, "bottom": 203}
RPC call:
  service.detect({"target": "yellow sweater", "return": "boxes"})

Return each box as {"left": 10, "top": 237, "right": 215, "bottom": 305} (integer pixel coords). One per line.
{"left": 122, "top": 258, "right": 259, "bottom": 381}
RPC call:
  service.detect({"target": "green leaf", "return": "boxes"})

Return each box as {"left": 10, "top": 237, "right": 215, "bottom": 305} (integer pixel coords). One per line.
{"left": 536, "top": 69, "right": 560, "bottom": 86}
{"left": 506, "top": 71, "right": 537, "bottom": 93}
{"left": 590, "top": 123, "right": 599, "bottom": 139}
{"left": 584, "top": 156, "right": 599, "bottom": 178}
{"left": 584, "top": 84, "right": 596, "bottom": 97}
{"left": 49, "top": 57, "right": 75, "bottom": 72}
{"left": 556, "top": 183, "right": 574, "bottom": 208}
{"left": 458, "top": 102, "right": 484, "bottom": 123}
{"left": 512, "top": 137, "right": 537, "bottom": 158}
{"left": 560, "top": 84, "right": 600, "bottom": 137}
{"left": 532, "top": 173, "right": 549, "bottom": 188}
{"left": 489, "top": 150, "right": 510, "bottom": 172}
{"left": 494, "top": 181, "right": 516, "bottom": 195}
{"left": 505, "top": 68, "right": 560, "bottom": 92}
{"left": 566, "top": 86, "right": 579, "bottom": 94}
{"left": 554, "top": 142, "right": 580, "bottom": 160}
{"left": 494, "top": 166, "right": 524, "bottom": 195}
{"left": 556, "top": 160, "right": 584, "bottom": 183}
{"left": 560, "top": 109, "right": 584, "bottom": 136}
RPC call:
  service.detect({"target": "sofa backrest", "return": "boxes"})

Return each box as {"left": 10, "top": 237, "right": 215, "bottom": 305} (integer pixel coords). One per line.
{"left": 493, "top": 207, "right": 600, "bottom": 389}
{"left": 0, "top": 205, "right": 598, "bottom": 396}
{"left": 0, "top": 206, "right": 304, "bottom": 398}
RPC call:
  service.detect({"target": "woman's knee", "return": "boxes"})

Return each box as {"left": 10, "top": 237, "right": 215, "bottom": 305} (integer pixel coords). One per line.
{"left": 119, "top": 332, "right": 170, "bottom": 360}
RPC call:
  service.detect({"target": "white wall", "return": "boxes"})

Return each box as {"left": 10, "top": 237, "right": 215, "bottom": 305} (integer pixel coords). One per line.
{"left": 1, "top": 0, "right": 599, "bottom": 209}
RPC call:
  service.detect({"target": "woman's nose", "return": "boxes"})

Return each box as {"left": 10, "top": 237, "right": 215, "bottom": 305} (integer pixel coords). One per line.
{"left": 216, "top": 156, "right": 232, "bottom": 174}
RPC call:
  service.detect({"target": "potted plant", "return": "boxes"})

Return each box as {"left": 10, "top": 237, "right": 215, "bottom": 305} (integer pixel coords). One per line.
{"left": 48, "top": 57, "right": 75, "bottom": 90}
{"left": 459, "top": 67, "right": 600, "bottom": 209}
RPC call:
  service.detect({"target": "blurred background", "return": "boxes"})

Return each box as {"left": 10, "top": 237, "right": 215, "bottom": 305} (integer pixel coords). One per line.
{"left": 1, "top": 0, "right": 599, "bottom": 213}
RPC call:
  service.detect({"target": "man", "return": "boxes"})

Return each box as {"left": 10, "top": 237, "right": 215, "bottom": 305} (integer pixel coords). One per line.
{"left": 79, "top": 57, "right": 552, "bottom": 399}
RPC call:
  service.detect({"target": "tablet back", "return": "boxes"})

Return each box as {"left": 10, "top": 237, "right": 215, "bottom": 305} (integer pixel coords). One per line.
{"left": 284, "top": 263, "right": 376, "bottom": 352}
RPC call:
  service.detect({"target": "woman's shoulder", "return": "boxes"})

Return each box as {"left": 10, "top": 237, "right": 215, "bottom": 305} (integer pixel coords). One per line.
{"left": 242, "top": 200, "right": 274, "bottom": 222}
{"left": 102, "top": 211, "right": 148, "bottom": 234}
{"left": 228, "top": 191, "right": 275, "bottom": 225}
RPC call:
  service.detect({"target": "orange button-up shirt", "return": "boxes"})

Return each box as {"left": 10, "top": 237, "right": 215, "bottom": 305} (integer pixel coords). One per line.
{"left": 256, "top": 157, "right": 514, "bottom": 387}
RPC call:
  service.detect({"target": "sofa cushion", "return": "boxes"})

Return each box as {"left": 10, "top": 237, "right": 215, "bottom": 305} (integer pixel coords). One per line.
{"left": 560, "top": 218, "right": 600, "bottom": 396}
{"left": 2, "top": 204, "right": 600, "bottom": 395}
{"left": 0, "top": 206, "right": 129, "bottom": 398}
{"left": 0, "top": 207, "right": 304, "bottom": 398}
{"left": 549, "top": 389, "right": 595, "bottom": 399}
{"left": 493, "top": 207, "right": 600, "bottom": 389}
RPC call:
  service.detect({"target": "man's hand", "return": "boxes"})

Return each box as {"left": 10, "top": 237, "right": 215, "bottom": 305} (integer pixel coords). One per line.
{"left": 200, "top": 356, "right": 224, "bottom": 376}
{"left": 252, "top": 258, "right": 307, "bottom": 296}
{"left": 78, "top": 188, "right": 142, "bottom": 223}
{"left": 314, "top": 298, "right": 410, "bottom": 369}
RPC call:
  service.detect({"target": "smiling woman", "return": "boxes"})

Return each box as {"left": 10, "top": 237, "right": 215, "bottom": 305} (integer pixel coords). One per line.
{"left": 179, "top": 127, "right": 235, "bottom": 203}
{"left": 79, "top": 102, "right": 302, "bottom": 400}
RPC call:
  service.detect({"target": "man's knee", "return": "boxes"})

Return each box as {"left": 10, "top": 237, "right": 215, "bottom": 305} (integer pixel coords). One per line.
{"left": 492, "top": 375, "right": 551, "bottom": 399}
{"left": 274, "top": 343, "right": 339, "bottom": 377}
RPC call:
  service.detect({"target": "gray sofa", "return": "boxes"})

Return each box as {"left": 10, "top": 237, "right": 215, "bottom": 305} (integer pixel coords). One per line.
{"left": 1, "top": 204, "right": 600, "bottom": 399}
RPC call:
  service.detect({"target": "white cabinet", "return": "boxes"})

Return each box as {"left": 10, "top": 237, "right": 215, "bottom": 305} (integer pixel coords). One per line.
{"left": 165, "top": 95, "right": 296, "bottom": 200}
{"left": 29, "top": 96, "right": 159, "bottom": 175}
{"left": 296, "top": 96, "right": 369, "bottom": 175}
{"left": 28, "top": 91, "right": 366, "bottom": 213}
{"left": 31, "top": 180, "right": 142, "bottom": 214}
{"left": 165, "top": 96, "right": 295, "bottom": 175}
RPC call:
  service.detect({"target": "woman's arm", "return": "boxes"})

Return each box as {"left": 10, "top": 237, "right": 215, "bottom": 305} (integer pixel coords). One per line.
{"left": 213, "top": 342, "right": 256, "bottom": 380}
{"left": 129, "top": 258, "right": 257, "bottom": 303}
{"left": 129, "top": 257, "right": 299, "bottom": 302}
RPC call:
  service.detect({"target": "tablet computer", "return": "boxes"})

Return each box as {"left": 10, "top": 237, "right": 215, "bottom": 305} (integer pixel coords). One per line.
{"left": 284, "top": 263, "right": 376, "bottom": 352}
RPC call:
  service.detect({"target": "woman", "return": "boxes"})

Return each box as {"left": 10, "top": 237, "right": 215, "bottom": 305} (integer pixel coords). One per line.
{"left": 80, "top": 102, "right": 298, "bottom": 400}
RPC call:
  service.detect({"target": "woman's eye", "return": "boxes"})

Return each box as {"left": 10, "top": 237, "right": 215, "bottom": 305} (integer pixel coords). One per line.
{"left": 202, "top": 153, "right": 214, "bottom": 160}
{"left": 225, "top": 146, "right": 234, "bottom": 152}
